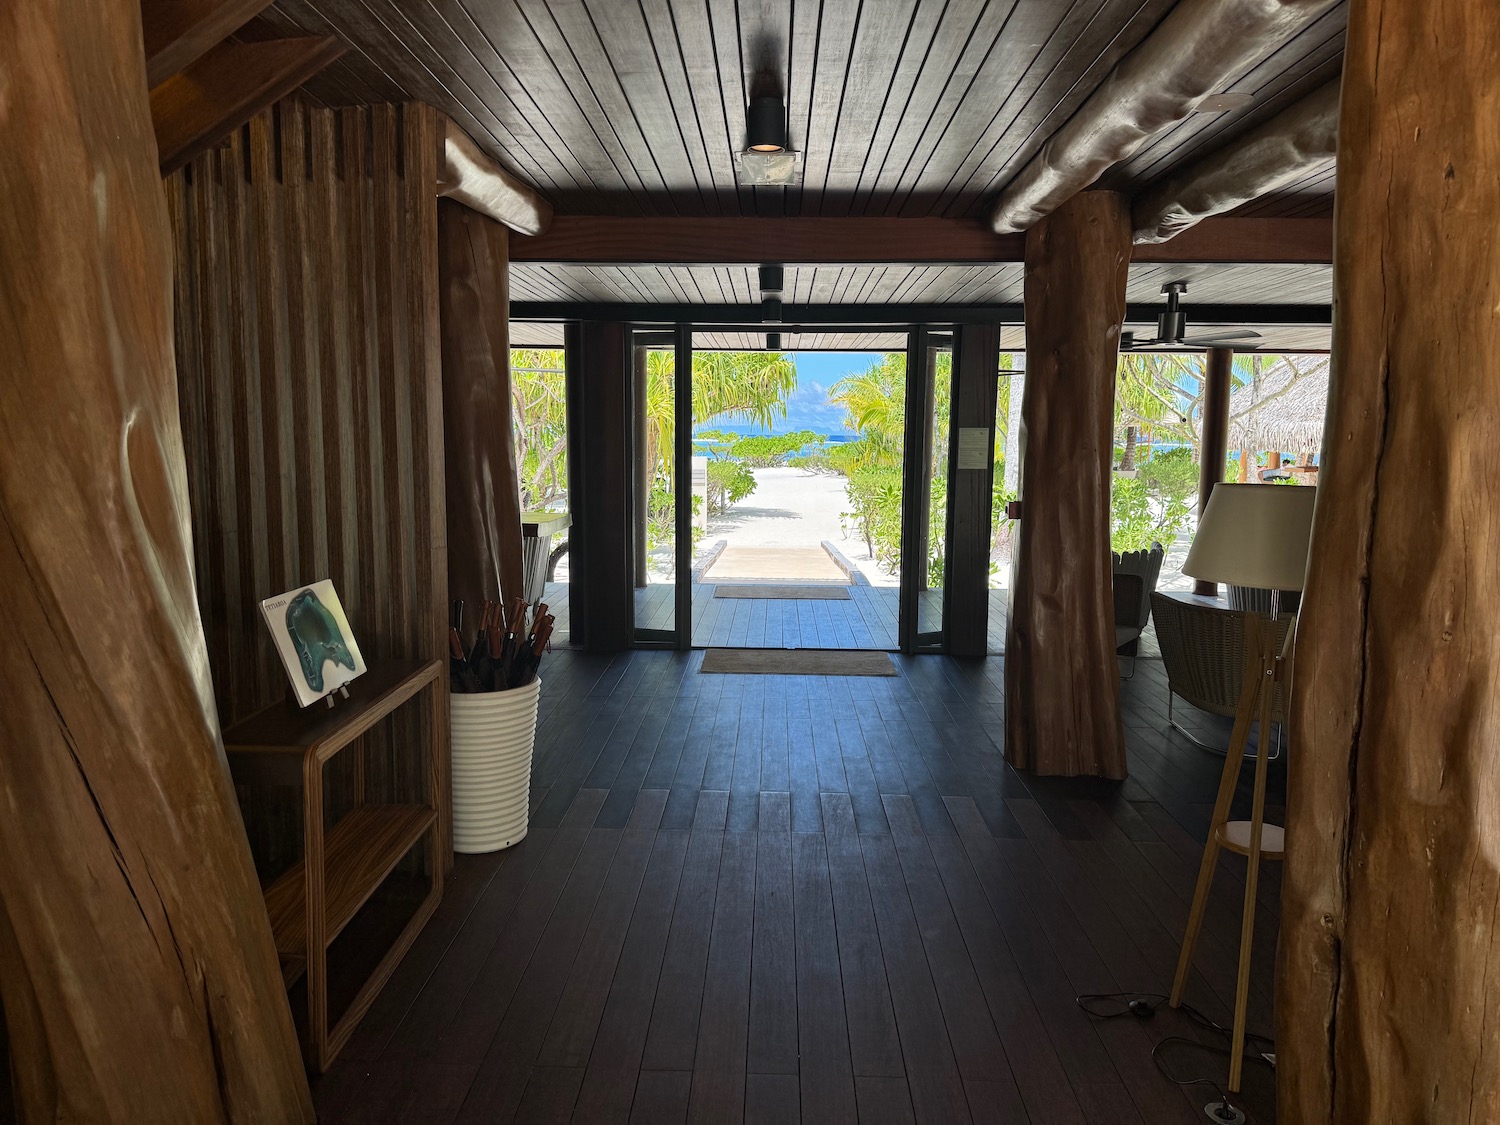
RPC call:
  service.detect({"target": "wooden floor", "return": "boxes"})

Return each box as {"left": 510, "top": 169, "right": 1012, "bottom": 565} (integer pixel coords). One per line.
{"left": 315, "top": 642, "right": 1281, "bottom": 1123}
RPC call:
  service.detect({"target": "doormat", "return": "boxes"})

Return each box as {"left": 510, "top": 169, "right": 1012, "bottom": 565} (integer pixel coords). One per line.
{"left": 712, "top": 585, "right": 851, "bottom": 600}
{"left": 700, "top": 648, "right": 896, "bottom": 676}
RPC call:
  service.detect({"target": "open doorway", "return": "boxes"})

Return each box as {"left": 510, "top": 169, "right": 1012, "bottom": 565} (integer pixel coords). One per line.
{"left": 688, "top": 344, "right": 899, "bottom": 649}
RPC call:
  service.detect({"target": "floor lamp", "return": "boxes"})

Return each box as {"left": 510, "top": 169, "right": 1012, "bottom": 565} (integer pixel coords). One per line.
{"left": 1169, "top": 483, "right": 1317, "bottom": 1094}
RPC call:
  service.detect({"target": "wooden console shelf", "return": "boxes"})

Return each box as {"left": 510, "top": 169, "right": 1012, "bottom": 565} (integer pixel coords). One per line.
{"left": 223, "top": 659, "right": 445, "bottom": 1072}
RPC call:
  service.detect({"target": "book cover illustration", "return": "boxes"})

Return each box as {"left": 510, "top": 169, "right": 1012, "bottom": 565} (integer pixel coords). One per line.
{"left": 260, "top": 580, "right": 367, "bottom": 707}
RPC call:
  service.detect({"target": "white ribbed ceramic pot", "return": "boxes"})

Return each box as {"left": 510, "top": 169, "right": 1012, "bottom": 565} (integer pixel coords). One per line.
{"left": 450, "top": 676, "right": 541, "bottom": 853}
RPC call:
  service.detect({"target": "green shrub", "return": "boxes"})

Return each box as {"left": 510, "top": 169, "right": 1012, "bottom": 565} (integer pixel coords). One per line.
{"left": 728, "top": 430, "right": 824, "bottom": 467}
{"left": 706, "top": 458, "right": 756, "bottom": 515}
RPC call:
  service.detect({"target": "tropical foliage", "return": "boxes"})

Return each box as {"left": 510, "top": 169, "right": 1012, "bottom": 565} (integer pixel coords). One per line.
{"left": 643, "top": 350, "right": 798, "bottom": 550}
{"left": 510, "top": 349, "right": 569, "bottom": 511}
{"left": 705, "top": 458, "right": 756, "bottom": 515}
{"left": 1107, "top": 352, "right": 1327, "bottom": 552}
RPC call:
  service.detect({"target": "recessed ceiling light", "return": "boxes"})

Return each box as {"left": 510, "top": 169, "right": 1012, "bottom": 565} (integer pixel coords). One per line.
{"left": 1196, "top": 92, "right": 1256, "bottom": 114}
{"left": 746, "top": 94, "right": 787, "bottom": 152}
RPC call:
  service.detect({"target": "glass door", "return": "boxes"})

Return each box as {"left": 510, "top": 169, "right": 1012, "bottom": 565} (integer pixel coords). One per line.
{"left": 899, "top": 328, "right": 954, "bottom": 651}
{"left": 631, "top": 328, "right": 692, "bottom": 647}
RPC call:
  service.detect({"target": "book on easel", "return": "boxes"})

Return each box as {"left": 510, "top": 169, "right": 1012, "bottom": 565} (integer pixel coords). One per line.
{"left": 260, "top": 579, "right": 367, "bottom": 707}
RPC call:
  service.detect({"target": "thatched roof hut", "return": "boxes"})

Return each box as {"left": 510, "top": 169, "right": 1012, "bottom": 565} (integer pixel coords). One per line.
{"left": 1228, "top": 356, "right": 1330, "bottom": 453}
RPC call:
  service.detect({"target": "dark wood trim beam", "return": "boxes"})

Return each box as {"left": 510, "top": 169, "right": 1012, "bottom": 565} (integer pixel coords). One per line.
{"left": 438, "top": 117, "right": 553, "bottom": 237}
{"left": 509, "top": 301, "right": 1333, "bottom": 327}
{"left": 1133, "top": 81, "right": 1341, "bottom": 244}
{"left": 149, "top": 36, "right": 343, "bottom": 175}
{"left": 140, "top": 0, "right": 277, "bottom": 86}
{"left": 512, "top": 215, "right": 1330, "bottom": 265}
{"left": 1129, "top": 217, "right": 1332, "bottom": 264}
{"left": 514, "top": 216, "right": 1024, "bottom": 264}
{"left": 989, "top": 0, "right": 1342, "bottom": 233}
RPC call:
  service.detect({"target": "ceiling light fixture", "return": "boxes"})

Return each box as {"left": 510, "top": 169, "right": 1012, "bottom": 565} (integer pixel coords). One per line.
{"left": 738, "top": 91, "right": 801, "bottom": 186}
{"left": 746, "top": 95, "right": 786, "bottom": 152}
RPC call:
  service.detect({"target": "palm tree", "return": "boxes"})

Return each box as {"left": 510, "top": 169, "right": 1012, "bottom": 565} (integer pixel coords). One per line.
{"left": 643, "top": 349, "right": 798, "bottom": 480}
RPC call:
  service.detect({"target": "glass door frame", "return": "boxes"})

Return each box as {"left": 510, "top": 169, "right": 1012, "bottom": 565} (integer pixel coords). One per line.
{"left": 625, "top": 320, "right": 970, "bottom": 654}
{"left": 628, "top": 324, "right": 693, "bottom": 650}
{"left": 899, "top": 325, "right": 957, "bottom": 653}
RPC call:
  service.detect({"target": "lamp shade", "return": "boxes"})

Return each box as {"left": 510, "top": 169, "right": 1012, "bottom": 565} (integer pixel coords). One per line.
{"left": 1183, "top": 483, "right": 1317, "bottom": 591}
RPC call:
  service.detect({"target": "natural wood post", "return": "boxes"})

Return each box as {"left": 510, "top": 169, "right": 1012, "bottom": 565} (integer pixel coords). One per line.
{"left": 438, "top": 200, "right": 526, "bottom": 612}
{"left": 1279, "top": 3, "right": 1500, "bottom": 1121}
{"left": 0, "top": 1, "right": 311, "bottom": 1118}
{"left": 1194, "top": 346, "right": 1233, "bottom": 596}
{"left": 1005, "top": 191, "right": 1130, "bottom": 778}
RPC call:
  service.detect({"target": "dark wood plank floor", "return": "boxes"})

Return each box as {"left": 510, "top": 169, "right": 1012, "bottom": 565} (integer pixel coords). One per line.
{"left": 315, "top": 648, "right": 1282, "bottom": 1124}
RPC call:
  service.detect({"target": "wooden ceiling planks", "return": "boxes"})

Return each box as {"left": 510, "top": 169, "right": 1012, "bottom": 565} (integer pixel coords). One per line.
{"left": 270, "top": 0, "right": 1341, "bottom": 219}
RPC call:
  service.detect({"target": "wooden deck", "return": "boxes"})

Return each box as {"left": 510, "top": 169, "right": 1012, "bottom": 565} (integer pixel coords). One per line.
{"left": 608, "top": 583, "right": 1013, "bottom": 652}
{"left": 313, "top": 645, "right": 1280, "bottom": 1123}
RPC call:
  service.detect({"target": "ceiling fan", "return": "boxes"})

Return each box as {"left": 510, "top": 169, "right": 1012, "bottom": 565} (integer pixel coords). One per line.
{"left": 1122, "top": 281, "right": 1263, "bottom": 350}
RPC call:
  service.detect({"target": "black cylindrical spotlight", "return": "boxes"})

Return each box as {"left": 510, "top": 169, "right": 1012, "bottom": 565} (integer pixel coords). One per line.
{"left": 766, "top": 332, "right": 782, "bottom": 350}
{"left": 761, "top": 296, "right": 783, "bottom": 323}
{"left": 758, "top": 263, "right": 784, "bottom": 293}
{"left": 746, "top": 95, "right": 787, "bottom": 153}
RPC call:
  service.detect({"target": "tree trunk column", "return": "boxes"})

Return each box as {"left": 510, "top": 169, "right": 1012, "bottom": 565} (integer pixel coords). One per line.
{"left": 1279, "top": 4, "right": 1500, "bottom": 1121}
{"left": 1005, "top": 191, "right": 1130, "bottom": 778}
{"left": 438, "top": 200, "right": 525, "bottom": 611}
{"left": 0, "top": 2, "right": 311, "bottom": 1118}
{"left": 1194, "top": 346, "right": 1233, "bottom": 596}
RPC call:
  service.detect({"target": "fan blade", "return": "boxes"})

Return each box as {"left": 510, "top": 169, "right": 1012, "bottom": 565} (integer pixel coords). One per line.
{"left": 1180, "top": 328, "right": 1263, "bottom": 345}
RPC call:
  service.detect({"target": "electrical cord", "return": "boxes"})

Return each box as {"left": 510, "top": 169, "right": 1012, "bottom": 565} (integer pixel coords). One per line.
{"left": 1075, "top": 992, "right": 1275, "bottom": 1122}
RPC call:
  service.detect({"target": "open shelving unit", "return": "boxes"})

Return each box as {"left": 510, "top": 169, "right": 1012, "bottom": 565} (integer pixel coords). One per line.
{"left": 222, "top": 659, "right": 445, "bottom": 1071}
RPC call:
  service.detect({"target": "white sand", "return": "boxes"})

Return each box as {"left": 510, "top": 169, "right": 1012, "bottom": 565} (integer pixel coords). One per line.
{"left": 702, "top": 466, "right": 897, "bottom": 586}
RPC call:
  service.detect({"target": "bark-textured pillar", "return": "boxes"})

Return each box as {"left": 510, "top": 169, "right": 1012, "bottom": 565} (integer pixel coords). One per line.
{"left": 0, "top": 1, "right": 311, "bottom": 1118}
{"left": 1194, "top": 346, "right": 1233, "bottom": 596}
{"left": 1279, "top": 4, "right": 1500, "bottom": 1121}
{"left": 1005, "top": 191, "right": 1130, "bottom": 778}
{"left": 438, "top": 200, "right": 525, "bottom": 611}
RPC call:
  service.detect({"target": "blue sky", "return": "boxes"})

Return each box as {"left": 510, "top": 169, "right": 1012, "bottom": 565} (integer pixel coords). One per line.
{"left": 692, "top": 350, "right": 887, "bottom": 437}
{"left": 771, "top": 350, "right": 884, "bottom": 437}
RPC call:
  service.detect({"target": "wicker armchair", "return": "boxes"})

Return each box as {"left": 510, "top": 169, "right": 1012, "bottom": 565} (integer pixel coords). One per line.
{"left": 1149, "top": 592, "right": 1290, "bottom": 755}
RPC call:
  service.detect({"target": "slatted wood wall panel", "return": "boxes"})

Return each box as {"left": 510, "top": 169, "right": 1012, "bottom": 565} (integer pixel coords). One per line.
{"left": 255, "top": 0, "right": 1343, "bottom": 220}
{"left": 165, "top": 98, "right": 447, "bottom": 875}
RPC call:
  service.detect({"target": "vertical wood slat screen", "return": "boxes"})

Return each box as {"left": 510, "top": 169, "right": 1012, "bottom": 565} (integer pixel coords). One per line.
{"left": 164, "top": 98, "right": 448, "bottom": 875}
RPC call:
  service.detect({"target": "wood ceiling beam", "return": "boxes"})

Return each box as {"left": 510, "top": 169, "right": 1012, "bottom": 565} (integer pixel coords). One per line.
{"left": 510, "top": 215, "right": 1330, "bottom": 265}
{"left": 140, "top": 0, "right": 278, "bottom": 86}
{"left": 438, "top": 119, "right": 553, "bottom": 236}
{"left": 149, "top": 36, "right": 343, "bottom": 174}
{"left": 1133, "top": 80, "right": 1341, "bottom": 244}
{"left": 988, "top": 0, "right": 1342, "bottom": 234}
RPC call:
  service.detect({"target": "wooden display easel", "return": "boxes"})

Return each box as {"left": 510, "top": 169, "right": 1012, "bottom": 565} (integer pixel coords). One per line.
{"left": 222, "top": 659, "right": 445, "bottom": 1071}
{"left": 1170, "top": 613, "right": 1287, "bottom": 1092}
